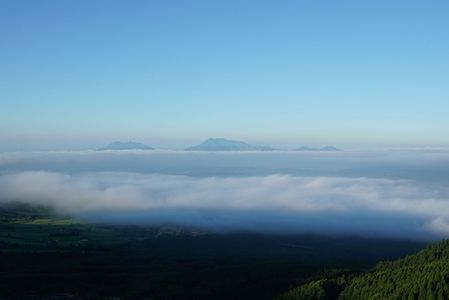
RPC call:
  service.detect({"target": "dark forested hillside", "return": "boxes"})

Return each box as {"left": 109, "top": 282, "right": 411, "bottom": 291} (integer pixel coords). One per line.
{"left": 276, "top": 278, "right": 347, "bottom": 300}
{"left": 339, "top": 239, "right": 449, "bottom": 300}
{"left": 278, "top": 239, "right": 449, "bottom": 300}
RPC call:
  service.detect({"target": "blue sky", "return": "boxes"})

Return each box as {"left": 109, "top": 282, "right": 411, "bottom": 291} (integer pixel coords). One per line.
{"left": 1, "top": 0, "right": 449, "bottom": 150}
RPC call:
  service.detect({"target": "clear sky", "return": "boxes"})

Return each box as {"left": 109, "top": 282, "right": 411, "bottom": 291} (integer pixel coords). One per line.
{"left": 1, "top": 0, "right": 448, "bottom": 150}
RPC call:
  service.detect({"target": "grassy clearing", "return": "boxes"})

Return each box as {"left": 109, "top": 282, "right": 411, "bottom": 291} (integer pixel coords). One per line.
{"left": 11, "top": 217, "right": 86, "bottom": 225}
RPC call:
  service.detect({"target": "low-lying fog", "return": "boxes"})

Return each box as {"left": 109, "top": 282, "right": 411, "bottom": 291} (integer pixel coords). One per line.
{"left": 1, "top": 149, "right": 449, "bottom": 241}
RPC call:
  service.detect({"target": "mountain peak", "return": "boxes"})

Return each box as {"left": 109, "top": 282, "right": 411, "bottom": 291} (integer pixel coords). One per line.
{"left": 97, "top": 141, "right": 154, "bottom": 151}
{"left": 185, "top": 138, "right": 275, "bottom": 151}
{"left": 296, "top": 146, "right": 341, "bottom": 152}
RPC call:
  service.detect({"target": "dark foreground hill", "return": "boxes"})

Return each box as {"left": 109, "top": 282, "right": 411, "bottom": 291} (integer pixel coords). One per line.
{"left": 277, "top": 239, "right": 449, "bottom": 300}
{"left": 339, "top": 239, "right": 449, "bottom": 300}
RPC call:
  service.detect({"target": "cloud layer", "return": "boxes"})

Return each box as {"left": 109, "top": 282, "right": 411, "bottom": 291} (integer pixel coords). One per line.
{"left": 1, "top": 171, "right": 449, "bottom": 240}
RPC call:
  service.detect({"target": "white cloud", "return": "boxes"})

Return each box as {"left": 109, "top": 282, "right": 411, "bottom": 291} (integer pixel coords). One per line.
{"left": 1, "top": 171, "right": 449, "bottom": 239}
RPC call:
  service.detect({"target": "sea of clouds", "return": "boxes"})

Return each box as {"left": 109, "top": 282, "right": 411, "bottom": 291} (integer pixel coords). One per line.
{"left": 1, "top": 149, "right": 449, "bottom": 240}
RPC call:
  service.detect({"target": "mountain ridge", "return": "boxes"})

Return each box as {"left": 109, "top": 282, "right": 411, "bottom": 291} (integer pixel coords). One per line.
{"left": 97, "top": 141, "right": 154, "bottom": 151}
{"left": 185, "top": 138, "right": 276, "bottom": 151}
{"left": 296, "top": 146, "right": 341, "bottom": 152}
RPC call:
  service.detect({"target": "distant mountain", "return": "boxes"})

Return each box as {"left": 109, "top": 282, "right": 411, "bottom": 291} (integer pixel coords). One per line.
{"left": 296, "top": 146, "right": 341, "bottom": 152}
{"left": 97, "top": 141, "right": 154, "bottom": 151}
{"left": 185, "top": 138, "right": 275, "bottom": 151}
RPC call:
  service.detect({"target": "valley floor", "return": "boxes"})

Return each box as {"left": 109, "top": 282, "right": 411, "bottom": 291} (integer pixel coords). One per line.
{"left": 0, "top": 203, "right": 427, "bottom": 299}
